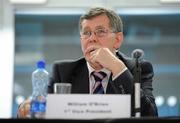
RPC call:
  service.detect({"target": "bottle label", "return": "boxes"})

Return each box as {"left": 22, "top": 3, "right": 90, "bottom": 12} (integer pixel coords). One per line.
{"left": 30, "top": 100, "right": 46, "bottom": 113}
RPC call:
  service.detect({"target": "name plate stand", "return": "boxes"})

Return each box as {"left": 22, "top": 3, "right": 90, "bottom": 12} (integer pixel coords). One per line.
{"left": 46, "top": 94, "right": 131, "bottom": 119}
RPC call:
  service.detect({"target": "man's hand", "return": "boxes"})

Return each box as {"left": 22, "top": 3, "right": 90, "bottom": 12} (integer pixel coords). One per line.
{"left": 87, "top": 45, "right": 127, "bottom": 77}
{"left": 17, "top": 99, "right": 31, "bottom": 118}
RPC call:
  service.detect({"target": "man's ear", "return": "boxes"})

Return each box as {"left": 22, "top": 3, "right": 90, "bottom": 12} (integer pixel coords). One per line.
{"left": 113, "top": 32, "right": 124, "bottom": 49}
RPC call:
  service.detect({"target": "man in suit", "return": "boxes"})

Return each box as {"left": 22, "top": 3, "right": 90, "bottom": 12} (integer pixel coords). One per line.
{"left": 18, "top": 7, "right": 158, "bottom": 117}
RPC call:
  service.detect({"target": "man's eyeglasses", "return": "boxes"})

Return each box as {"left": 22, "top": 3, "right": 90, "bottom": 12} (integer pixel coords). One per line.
{"left": 80, "top": 29, "right": 114, "bottom": 39}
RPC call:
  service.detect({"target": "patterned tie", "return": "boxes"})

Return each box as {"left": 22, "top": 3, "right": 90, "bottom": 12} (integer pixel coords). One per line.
{"left": 92, "top": 71, "right": 107, "bottom": 94}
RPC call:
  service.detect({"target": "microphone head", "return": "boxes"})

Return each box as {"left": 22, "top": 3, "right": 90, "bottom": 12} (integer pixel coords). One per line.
{"left": 131, "top": 49, "right": 144, "bottom": 59}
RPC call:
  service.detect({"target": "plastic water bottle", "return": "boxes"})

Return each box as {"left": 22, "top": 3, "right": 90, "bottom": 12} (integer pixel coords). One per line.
{"left": 30, "top": 60, "right": 49, "bottom": 118}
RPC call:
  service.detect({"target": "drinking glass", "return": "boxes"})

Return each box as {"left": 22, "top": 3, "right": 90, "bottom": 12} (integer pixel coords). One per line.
{"left": 53, "top": 83, "right": 71, "bottom": 94}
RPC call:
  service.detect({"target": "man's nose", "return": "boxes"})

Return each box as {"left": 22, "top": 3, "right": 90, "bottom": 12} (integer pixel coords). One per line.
{"left": 88, "top": 32, "right": 97, "bottom": 42}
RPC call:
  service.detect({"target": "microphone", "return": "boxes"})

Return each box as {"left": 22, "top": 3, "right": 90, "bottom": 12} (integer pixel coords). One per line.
{"left": 132, "top": 49, "right": 144, "bottom": 117}
{"left": 131, "top": 48, "right": 144, "bottom": 60}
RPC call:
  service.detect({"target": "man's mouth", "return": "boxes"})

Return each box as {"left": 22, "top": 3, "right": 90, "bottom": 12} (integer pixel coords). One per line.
{"left": 89, "top": 49, "right": 95, "bottom": 53}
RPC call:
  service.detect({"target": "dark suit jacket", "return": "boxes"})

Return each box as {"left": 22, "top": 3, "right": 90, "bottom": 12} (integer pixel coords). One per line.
{"left": 48, "top": 51, "right": 158, "bottom": 117}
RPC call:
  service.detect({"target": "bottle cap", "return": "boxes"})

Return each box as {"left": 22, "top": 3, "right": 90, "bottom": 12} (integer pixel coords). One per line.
{"left": 37, "top": 60, "right": 45, "bottom": 69}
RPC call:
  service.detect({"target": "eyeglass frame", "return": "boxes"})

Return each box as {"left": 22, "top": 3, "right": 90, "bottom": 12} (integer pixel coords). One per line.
{"left": 80, "top": 28, "right": 116, "bottom": 39}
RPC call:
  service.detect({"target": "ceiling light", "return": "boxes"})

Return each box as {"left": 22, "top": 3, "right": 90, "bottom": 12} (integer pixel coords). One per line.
{"left": 10, "top": 0, "right": 47, "bottom": 4}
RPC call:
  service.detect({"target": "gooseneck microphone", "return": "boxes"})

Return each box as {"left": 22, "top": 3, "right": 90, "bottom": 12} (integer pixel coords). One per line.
{"left": 131, "top": 49, "right": 144, "bottom": 60}
{"left": 131, "top": 49, "right": 144, "bottom": 117}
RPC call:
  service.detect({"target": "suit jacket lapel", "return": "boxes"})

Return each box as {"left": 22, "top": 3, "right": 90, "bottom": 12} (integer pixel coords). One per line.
{"left": 106, "top": 74, "right": 116, "bottom": 94}
{"left": 71, "top": 61, "right": 89, "bottom": 94}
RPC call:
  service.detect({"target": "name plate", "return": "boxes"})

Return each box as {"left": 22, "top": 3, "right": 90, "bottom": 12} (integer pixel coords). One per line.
{"left": 46, "top": 94, "right": 131, "bottom": 119}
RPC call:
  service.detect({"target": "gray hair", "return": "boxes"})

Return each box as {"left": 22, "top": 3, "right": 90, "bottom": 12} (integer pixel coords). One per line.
{"left": 79, "top": 7, "right": 123, "bottom": 33}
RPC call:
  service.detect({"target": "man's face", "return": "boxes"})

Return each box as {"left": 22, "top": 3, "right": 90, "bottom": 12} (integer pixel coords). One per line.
{"left": 80, "top": 14, "right": 123, "bottom": 63}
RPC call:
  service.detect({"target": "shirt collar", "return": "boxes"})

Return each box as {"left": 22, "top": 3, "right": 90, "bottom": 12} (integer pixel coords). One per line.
{"left": 86, "top": 62, "right": 111, "bottom": 77}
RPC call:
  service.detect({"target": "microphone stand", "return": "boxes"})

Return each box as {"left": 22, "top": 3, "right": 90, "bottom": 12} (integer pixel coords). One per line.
{"left": 134, "top": 56, "right": 141, "bottom": 117}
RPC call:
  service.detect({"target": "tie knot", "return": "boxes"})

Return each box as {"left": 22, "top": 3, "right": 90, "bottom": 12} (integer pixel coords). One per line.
{"left": 92, "top": 71, "right": 107, "bottom": 82}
